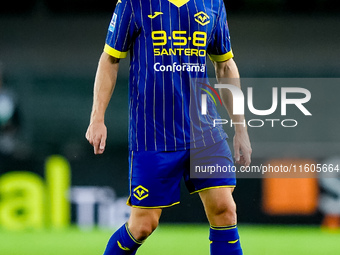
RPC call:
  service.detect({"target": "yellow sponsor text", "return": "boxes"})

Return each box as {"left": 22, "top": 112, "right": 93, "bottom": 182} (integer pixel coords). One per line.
{"left": 154, "top": 48, "right": 206, "bottom": 57}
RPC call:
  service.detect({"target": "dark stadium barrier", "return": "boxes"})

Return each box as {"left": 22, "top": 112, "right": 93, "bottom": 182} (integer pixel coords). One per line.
{"left": 0, "top": 154, "right": 331, "bottom": 231}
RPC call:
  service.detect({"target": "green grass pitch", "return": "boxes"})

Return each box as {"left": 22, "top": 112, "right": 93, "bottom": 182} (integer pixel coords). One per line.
{"left": 1, "top": 224, "right": 339, "bottom": 255}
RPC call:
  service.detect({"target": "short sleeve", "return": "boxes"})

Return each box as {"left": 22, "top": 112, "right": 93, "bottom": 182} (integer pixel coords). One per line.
{"left": 104, "top": 0, "right": 137, "bottom": 59}
{"left": 207, "top": 3, "right": 234, "bottom": 62}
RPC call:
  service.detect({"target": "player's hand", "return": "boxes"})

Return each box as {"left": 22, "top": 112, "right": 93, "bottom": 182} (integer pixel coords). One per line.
{"left": 85, "top": 121, "right": 107, "bottom": 155}
{"left": 233, "top": 129, "right": 252, "bottom": 167}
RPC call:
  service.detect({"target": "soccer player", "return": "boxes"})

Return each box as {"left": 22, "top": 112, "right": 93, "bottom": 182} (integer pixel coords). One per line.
{"left": 86, "top": 0, "right": 252, "bottom": 254}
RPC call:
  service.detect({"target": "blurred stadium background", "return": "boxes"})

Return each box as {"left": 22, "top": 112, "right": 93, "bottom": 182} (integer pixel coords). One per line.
{"left": 0, "top": 0, "right": 340, "bottom": 254}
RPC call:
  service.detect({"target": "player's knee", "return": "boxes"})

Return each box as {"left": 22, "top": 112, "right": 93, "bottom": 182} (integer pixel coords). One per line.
{"left": 128, "top": 208, "right": 161, "bottom": 240}
{"left": 211, "top": 200, "right": 237, "bottom": 225}
{"left": 135, "top": 217, "right": 159, "bottom": 239}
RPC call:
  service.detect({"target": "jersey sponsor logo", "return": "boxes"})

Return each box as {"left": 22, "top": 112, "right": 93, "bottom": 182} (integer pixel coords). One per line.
{"left": 117, "top": 241, "right": 130, "bottom": 251}
{"left": 152, "top": 30, "right": 207, "bottom": 57}
{"left": 148, "top": 11, "right": 163, "bottom": 19}
{"left": 133, "top": 185, "right": 149, "bottom": 200}
{"left": 154, "top": 48, "right": 206, "bottom": 57}
{"left": 167, "top": 0, "right": 190, "bottom": 8}
{"left": 108, "top": 13, "right": 117, "bottom": 32}
{"left": 154, "top": 62, "right": 205, "bottom": 73}
{"left": 194, "top": 11, "right": 210, "bottom": 26}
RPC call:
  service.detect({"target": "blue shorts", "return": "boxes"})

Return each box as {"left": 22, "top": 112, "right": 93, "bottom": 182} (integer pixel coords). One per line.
{"left": 127, "top": 139, "right": 235, "bottom": 208}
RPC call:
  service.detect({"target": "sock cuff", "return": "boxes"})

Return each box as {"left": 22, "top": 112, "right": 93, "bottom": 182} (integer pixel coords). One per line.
{"left": 210, "top": 224, "right": 237, "bottom": 230}
{"left": 209, "top": 225, "right": 240, "bottom": 242}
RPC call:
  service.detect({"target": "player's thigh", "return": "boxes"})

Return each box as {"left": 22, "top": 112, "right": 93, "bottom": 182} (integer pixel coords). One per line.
{"left": 199, "top": 187, "right": 237, "bottom": 225}
{"left": 128, "top": 207, "right": 162, "bottom": 227}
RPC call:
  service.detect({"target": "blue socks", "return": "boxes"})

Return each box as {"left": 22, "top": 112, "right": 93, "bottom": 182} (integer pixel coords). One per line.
{"left": 210, "top": 225, "right": 243, "bottom": 255}
{"left": 103, "top": 223, "right": 143, "bottom": 255}
{"left": 103, "top": 223, "right": 242, "bottom": 255}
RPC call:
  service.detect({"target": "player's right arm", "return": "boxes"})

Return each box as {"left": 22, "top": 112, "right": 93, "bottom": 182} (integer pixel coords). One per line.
{"left": 86, "top": 52, "right": 120, "bottom": 155}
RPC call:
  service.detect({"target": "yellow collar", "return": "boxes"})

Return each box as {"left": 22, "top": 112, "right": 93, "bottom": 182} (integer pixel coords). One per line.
{"left": 167, "top": 0, "right": 190, "bottom": 8}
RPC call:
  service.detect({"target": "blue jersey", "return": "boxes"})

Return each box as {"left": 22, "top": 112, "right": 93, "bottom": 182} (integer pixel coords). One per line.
{"left": 105, "top": 0, "right": 233, "bottom": 151}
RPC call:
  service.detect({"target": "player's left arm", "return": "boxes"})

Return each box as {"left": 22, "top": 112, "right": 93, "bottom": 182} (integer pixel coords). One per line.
{"left": 213, "top": 58, "right": 252, "bottom": 166}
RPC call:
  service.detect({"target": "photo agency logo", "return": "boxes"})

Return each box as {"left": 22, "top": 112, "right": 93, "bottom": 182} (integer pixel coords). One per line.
{"left": 200, "top": 83, "right": 312, "bottom": 128}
